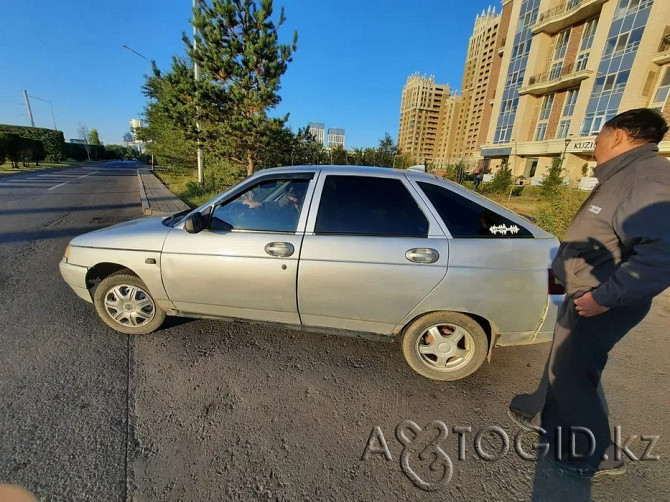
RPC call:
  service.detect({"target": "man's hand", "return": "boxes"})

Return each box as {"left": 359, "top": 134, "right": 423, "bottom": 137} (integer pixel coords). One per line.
{"left": 574, "top": 292, "right": 609, "bottom": 317}
{"left": 242, "top": 199, "right": 261, "bottom": 208}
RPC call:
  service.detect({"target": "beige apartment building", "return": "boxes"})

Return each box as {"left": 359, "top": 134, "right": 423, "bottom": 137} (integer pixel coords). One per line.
{"left": 453, "top": 7, "right": 502, "bottom": 168}
{"left": 480, "top": 0, "right": 670, "bottom": 181}
{"left": 398, "top": 9, "right": 502, "bottom": 169}
{"left": 397, "top": 74, "right": 461, "bottom": 165}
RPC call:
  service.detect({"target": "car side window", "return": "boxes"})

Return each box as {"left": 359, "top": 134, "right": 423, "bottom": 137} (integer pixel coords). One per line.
{"left": 314, "top": 175, "right": 429, "bottom": 237}
{"left": 210, "top": 179, "right": 310, "bottom": 233}
{"left": 417, "top": 182, "right": 532, "bottom": 238}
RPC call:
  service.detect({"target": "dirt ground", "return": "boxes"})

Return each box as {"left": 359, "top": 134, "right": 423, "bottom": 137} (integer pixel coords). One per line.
{"left": 128, "top": 292, "right": 670, "bottom": 501}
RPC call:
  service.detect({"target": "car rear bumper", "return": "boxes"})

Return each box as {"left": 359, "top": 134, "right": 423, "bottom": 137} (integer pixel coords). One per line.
{"left": 59, "top": 259, "right": 92, "bottom": 303}
{"left": 495, "top": 294, "right": 563, "bottom": 346}
{"left": 533, "top": 294, "right": 564, "bottom": 342}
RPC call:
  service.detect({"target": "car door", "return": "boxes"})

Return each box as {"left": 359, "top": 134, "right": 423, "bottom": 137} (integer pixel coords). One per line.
{"left": 160, "top": 172, "right": 316, "bottom": 324}
{"left": 297, "top": 172, "right": 448, "bottom": 334}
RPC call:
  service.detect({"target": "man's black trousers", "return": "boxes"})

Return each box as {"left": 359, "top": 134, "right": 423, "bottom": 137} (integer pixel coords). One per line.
{"left": 512, "top": 293, "right": 650, "bottom": 469}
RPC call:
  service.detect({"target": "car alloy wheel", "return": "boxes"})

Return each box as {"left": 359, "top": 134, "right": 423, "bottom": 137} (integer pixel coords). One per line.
{"left": 401, "top": 311, "right": 488, "bottom": 381}
{"left": 415, "top": 323, "right": 475, "bottom": 372}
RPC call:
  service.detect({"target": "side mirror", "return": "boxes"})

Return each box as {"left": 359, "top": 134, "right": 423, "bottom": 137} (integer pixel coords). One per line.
{"left": 184, "top": 212, "right": 205, "bottom": 234}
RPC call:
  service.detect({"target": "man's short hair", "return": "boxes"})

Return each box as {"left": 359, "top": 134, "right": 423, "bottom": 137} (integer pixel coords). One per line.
{"left": 603, "top": 108, "right": 669, "bottom": 144}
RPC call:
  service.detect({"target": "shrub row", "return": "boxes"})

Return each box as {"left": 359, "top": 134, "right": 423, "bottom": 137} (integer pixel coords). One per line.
{"left": 0, "top": 133, "right": 46, "bottom": 167}
{"left": 0, "top": 124, "right": 65, "bottom": 162}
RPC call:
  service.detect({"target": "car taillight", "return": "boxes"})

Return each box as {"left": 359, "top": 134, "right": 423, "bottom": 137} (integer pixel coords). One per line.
{"left": 548, "top": 269, "right": 565, "bottom": 295}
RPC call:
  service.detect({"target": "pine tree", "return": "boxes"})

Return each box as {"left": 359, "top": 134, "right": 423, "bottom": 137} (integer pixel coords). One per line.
{"left": 186, "top": 0, "right": 298, "bottom": 175}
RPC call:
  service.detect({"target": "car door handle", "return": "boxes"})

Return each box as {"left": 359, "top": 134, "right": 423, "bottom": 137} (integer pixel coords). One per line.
{"left": 405, "top": 248, "right": 439, "bottom": 264}
{"left": 265, "top": 242, "right": 295, "bottom": 257}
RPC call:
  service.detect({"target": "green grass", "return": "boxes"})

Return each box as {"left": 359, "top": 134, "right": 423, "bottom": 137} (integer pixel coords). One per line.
{"left": 0, "top": 160, "right": 82, "bottom": 173}
{"left": 154, "top": 168, "right": 221, "bottom": 208}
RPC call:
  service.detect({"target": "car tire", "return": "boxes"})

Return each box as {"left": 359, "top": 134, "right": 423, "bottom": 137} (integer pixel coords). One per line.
{"left": 401, "top": 312, "right": 488, "bottom": 381}
{"left": 93, "top": 271, "right": 166, "bottom": 335}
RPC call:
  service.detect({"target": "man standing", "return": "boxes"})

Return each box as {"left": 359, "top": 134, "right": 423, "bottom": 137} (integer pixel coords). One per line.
{"left": 508, "top": 108, "right": 670, "bottom": 477}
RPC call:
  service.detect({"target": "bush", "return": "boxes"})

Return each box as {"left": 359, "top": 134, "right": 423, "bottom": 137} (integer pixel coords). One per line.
{"left": 65, "top": 142, "right": 88, "bottom": 161}
{"left": 18, "top": 137, "right": 46, "bottom": 166}
{"left": 535, "top": 187, "right": 588, "bottom": 239}
{"left": 541, "top": 158, "right": 565, "bottom": 198}
{"left": 0, "top": 133, "right": 21, "bottom": 168}
{"left": 0, "top": 124, "right": 65, "bottom": 162}
{"left": 484, "top": 165, "right": 513, "bottom": 195}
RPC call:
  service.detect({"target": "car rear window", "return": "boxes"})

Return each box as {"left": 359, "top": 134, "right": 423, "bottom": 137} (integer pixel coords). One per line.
{"left": 417, "top": 182, "right": 532, "bottom": 238}
{"left": 315, "top": 175, "right": 429, "bottom": 237}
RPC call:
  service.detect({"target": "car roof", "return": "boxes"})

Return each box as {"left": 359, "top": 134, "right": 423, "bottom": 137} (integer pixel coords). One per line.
{"left": 261, "top": 164, "right": 440, "bottom": 179}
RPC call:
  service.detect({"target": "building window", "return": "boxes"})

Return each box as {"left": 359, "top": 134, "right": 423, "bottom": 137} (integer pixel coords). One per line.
{"left": 554, "top": 29, "right": 570, "bottom": 60}
{"left": 563, "top": 89, "right": 579, "bottom": 116}
{"left": 550, "top": 61, "right": 563, "bottom": 80}
{"left": 576, "top": 52, "right": 590, "bottom": 71}
{"left": 557, "top": 119, "right": 571, "bottom": 139}
{"left": 652, "top": 67, "right": 670, "bottom": 105}
{"left": 534, "top": 122, "right": 548, "bottom": 141}
{"left": 604, "top": 27, "right": 645, "bottom": 58}
{"left": 534, "top": 93, "right": 554, "bottom": 141}
{"left": 539, "top": 94, "right": 555, "bottom": 120}
{"left": 580, "top": 18, "right": 599, "bottom": 51}
{"left": 614, "top": 0, "right": 652, "bottom": 20}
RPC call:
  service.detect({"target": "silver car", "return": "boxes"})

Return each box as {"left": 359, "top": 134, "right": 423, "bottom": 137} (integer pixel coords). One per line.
{"left": 60, "top": 166, "right": 564, "bottom": 381}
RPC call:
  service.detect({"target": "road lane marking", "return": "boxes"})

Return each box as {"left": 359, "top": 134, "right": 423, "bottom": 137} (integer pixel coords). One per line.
{"left": 48, "top": 170, "right": 98, "bottom": 190}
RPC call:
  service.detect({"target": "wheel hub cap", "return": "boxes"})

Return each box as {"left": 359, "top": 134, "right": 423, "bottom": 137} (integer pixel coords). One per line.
{"left": 104, "top": 284, "right": 156, "bottom": 327}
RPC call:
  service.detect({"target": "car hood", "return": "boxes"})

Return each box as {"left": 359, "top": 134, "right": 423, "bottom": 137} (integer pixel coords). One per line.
{"left": 70, "top": 215, "right": 171, "bottom": 252}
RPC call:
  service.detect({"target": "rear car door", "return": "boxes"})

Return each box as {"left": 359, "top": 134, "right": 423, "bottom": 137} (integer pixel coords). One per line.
{"left": 297, "top": 173, "right": 448, "bottom": 334}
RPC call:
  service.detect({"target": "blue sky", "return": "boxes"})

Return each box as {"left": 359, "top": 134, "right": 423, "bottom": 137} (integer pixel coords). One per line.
{"left": 1, "top": 0, "right": 500, "bottom": 149}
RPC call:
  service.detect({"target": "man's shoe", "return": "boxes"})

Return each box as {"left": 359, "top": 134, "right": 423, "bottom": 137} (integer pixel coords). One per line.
{"left": 549, "top": 457, "right": 625, "bottom": 479}
{"left": 593, "top": 455, "right": 626, "bottom": 478}
{"left": 507, "top": 409, "right": 540, "bottom": 436}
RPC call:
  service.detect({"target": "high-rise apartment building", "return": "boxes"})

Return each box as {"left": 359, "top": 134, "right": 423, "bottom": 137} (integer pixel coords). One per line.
{"left": 481, "top": 0, "right": 670, "bottom": 180}
{"left": 434, "top": 94, "right": 464, "bottom": 166}
{"left": 397, "top": 74, "right": 460, "bottom": 165}
{"left": 308, "top": 122, "right": 325, "bottom": 145}
{"left": 453, "top": 7, "right": 502, "bottom": 168}
{"left": 327, "top": 128, "right": 346, "bottom": 148}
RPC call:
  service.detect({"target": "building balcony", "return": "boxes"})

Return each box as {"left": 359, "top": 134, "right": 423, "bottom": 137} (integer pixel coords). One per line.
{"left": 653, "top": 36, "right": 670, "bottom": 65}
{"left": 519, "top": 63, "right": 592, "bottom": 96}
{"left": 497, "top": 38, "right": 506, "bottom": 56}
{"left": 532, "top": 0, "right": 608, "bottom": 35}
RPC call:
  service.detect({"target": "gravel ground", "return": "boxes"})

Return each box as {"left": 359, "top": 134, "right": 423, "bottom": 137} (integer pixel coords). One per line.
{"left": 128, "top": 292, "right": 670, "bottom": 502}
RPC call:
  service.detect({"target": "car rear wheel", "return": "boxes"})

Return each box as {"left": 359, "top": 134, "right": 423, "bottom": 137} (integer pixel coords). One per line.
{"left": 401, "top": 312, "right": 488, "bottom": 381}
{"left": 93, "top": 271, "right": 165, "bottom": 335}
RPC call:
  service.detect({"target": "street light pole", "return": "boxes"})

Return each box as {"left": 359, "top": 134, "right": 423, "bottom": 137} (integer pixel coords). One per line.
{"left": 29, "top": 95, "right": 57, "bottom": 129}
{"left": 122, "top": 45, "right": 156, "bottom": 166}
{"left": 22, "top": 90, "right": 35, "bottom": 127}
{"left": 561, "top": 136, "right": 572, "bottom": 165}
{"left": 122, "top": 44, "right": 152, "bottom": 74}
{"left": 193, "top": 0, "right": 205, "bottom": 185}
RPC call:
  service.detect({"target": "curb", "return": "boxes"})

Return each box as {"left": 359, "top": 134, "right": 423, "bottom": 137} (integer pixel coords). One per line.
{"left": 136, "top": 169, "right": 190, "bottom": 216}
{"left": 137, "top": 170, "right": 151, "bottom": 215}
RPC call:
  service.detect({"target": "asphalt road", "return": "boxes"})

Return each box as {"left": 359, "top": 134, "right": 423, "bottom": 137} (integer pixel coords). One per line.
{"left": 0, "top": 161, "right": 668, "bottom": 501}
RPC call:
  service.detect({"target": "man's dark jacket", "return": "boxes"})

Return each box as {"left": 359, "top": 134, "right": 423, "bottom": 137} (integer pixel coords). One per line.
{"left": 552, "top": 143, "right": 670, "bottom": 308}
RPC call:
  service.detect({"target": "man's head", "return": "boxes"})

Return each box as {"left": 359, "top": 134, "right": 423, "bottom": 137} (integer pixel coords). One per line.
{"left": 593, "top": 108, "right": 669, "bottom": 165}
{"left": 287, "top": 182, "right": 308, "bottom": 206}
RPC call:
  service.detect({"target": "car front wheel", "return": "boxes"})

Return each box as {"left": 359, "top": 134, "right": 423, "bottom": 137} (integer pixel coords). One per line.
{"left": 93, "top": 271, "right": 165, "bottom": 335}
{"left": 401, "top": 312, "right": 488, "bottom": 381}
